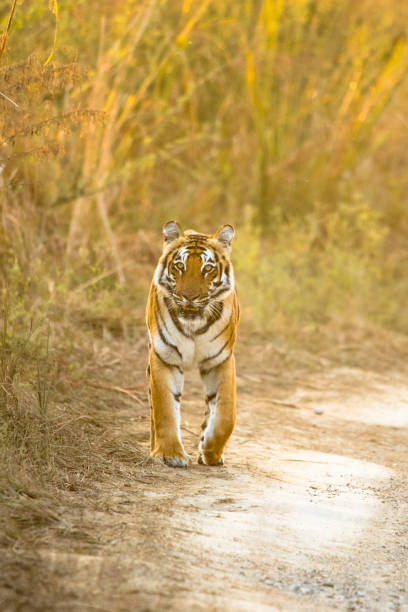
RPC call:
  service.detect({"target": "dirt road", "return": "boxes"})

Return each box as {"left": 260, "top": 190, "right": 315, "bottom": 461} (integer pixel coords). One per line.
{"left": 12, "top": 334, "right": 408, "bottom": 611}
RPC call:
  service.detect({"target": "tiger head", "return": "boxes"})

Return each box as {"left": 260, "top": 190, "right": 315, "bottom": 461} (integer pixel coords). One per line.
{"left": 154, "top": 220, "right": 235, "bottom": 319}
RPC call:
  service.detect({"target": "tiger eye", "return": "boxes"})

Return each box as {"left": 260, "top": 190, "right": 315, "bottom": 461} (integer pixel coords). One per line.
{"left": 203, "top": 264, "right": 214, "bottom": 273}
{"left": 175, "top": 262, "right": 184, "bottom": 271}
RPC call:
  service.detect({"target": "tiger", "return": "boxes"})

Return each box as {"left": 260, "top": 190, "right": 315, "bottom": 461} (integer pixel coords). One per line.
{"left": 146, "top": 220, "right": 239, "bottom": 468}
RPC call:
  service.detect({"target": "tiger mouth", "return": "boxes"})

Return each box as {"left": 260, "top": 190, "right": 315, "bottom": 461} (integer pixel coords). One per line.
{"left": 179, "top": 306, "right": 203, "bottom": 319}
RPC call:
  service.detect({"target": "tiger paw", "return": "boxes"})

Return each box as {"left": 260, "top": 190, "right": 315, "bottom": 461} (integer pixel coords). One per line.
{"left": 197, "top": 451, "right": 224, "bottom": 466}
{"left": 151, "top": 444, "right": 190, "bottom": 468}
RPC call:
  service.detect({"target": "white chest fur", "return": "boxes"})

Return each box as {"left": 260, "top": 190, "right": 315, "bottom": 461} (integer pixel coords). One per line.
{"left": 152, "top": 291, "right": 232, "bottom": 371}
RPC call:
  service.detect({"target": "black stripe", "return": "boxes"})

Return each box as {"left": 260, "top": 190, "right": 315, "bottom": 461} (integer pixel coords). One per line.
{"left": 220, "top": 253, "right": 229, "bottom": 266}
{"left": 157, "top": 325, "right": 183, "bottom": 360}
{"left": 164, "top": 297, "right": 191, "bottom": 337}
{"left": 163, "top": 244, "right": 181, "bottom": 269}
{"left": 187, "top": 242, "right": 207, "bottom": 248}
{"left": 156, "top": 296, "right": 170, "bottom": 333}
{"left": 200, "top": 328, "right": 234, "bottom": 366}
{"left": 211, "top": 284, "right": 231, "bottom": 300}
{"left": 160, "top": 252, "right": 171, "bottom": 273}
{"left": 156, "top": 297, "right": 180, "bottom": 351}
{"left": 187, "top": 234, "right": 208, "bottom": 242}
{"left": 172, "top": 392, "right": 181, "bottom": 402}
{"left": 153, "top": 348, "right": 183, "bottom": 373}
{"left": 187, "top": 247, "right": 206, "bottom": 256}
{"left": 185, "top": 242, "right": 206, "bottom": 249}
{"left": 156, "top": 319, "right": 182, "bottom": 359}
{"left": 206, "top": 392, "right": 216, "bottom": 403}
{"left": 196, "top": 302, "right": 223, "bottom": 335}
{"left": 210, "top": 315, "right": 232, "bottom": 341}
{"left": 200, "top": 351, "right": 232, "bottom": 376}
{"left": 158, "top": 247, "right": 178, "bottom": 284}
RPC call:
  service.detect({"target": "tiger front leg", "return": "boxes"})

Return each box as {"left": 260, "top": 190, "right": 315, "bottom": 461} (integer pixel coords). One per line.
{"left": 148, "top": 351, "right": 189, "bottom": 468}
{"left": 199, "top": 355, "right": 236, "bottom": 466}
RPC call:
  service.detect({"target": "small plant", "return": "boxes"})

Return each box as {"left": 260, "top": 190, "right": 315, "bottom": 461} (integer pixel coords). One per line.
{"left": 0, "top": 288, "right": 32, "bottom": 415}
{"left": 36, "top": 324, "right": 51, "bottom": 420}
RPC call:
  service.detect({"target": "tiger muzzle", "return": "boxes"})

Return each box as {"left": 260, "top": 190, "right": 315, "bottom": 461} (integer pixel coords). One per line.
{"left": 179, "top": 305, "right": 203, "bottom": 318}
{"left": 173, "top": 291, "right": 206, "bottom": 318}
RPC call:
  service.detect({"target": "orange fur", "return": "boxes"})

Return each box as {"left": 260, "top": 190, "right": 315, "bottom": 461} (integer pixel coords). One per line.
{"left": 146, "top": 222, "right": 239, "bottom": 467}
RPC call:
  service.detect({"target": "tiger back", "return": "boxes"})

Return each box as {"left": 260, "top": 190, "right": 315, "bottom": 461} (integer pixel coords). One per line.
{"left": 146, "top": 221, "right": 239, "bottom": 467}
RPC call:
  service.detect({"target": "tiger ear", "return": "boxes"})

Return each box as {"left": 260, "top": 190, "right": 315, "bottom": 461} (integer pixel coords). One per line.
{"left": 163, "top": 220, "right": 183, "bottom": 243}
{"left": 215, "top": 224, "right": 235, "bottom": 248}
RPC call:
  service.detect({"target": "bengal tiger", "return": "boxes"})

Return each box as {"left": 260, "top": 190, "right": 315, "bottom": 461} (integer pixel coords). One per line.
{"left": 146, "top": 220, "right": 239, "bottom": 467}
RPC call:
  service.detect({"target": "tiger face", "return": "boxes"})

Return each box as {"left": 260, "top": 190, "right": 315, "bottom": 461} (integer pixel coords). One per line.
{"left": 154, "top": 221, "right": 235, "bottom": 321}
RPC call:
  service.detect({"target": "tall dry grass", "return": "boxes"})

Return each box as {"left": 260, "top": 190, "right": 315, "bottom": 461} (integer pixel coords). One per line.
{"left": 1, "top": 1, "right": 407, "bottom": 307}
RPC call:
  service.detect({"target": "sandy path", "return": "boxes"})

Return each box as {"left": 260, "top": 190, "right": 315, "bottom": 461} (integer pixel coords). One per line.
{"left": 35, "top": 340, "right": 408, "bottom": 612}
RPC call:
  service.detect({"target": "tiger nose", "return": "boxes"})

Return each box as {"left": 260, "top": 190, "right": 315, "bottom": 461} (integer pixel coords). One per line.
{"left": 181, "top": 291, "right": 200, "bottom": 302}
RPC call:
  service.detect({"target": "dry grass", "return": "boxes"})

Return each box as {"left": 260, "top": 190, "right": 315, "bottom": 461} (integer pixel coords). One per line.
{"left": 0, "top": 317, "right": 148, "bottom": 608}
{"left": 1, "top": 0, "right": 408, "bottom": 332}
